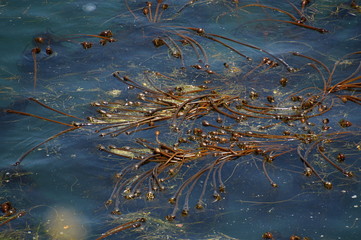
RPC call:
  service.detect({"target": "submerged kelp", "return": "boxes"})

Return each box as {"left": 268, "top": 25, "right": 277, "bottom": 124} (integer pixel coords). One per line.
{"left": 2, "top": 0, "right": 361, "bottom": 239}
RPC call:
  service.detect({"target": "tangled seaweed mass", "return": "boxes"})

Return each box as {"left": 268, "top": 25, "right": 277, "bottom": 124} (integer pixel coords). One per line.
{"left": 2, "top": 0, "right": 361, "bottom": 239}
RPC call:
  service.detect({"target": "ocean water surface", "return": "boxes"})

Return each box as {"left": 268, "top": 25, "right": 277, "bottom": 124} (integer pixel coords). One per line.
{"left": 1, "top": 1, "right": 361, "bottom": 239}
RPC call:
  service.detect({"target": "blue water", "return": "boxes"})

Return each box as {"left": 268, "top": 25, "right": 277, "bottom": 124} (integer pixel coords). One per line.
{"left": 1, "top": 1, "right": 361, "bottom": 239}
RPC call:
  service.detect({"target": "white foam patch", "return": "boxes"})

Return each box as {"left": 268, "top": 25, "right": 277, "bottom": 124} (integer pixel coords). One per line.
{"left": 82, "top": 3, "right": 96, "bottom": 12}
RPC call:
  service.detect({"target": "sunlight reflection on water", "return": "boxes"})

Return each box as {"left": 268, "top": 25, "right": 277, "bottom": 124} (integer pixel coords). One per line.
{"left": 82, "top": 3, "right": 97, "bottom": 13}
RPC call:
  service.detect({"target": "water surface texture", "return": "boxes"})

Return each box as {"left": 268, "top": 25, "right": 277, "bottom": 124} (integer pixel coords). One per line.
{"left": 1, "top": 1, "right": 361, "bottom": 239}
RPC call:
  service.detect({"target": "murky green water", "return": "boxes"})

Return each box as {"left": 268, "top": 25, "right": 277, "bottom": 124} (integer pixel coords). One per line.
{"left": 1, "top": 1, "right": 361, "bottom": 239}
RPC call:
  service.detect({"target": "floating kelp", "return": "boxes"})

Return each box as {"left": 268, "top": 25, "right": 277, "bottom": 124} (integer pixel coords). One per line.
{"left": 96, "top": 216, "right": 146, "bottom": 240}
{"left": 86, "top": 58, "right": 360, "bottom": 219}
{"left": 0, "top": 201, "right": 26, "bottom": 230}
{"left": 26, "top": 0, "right": 310, "bottom": 92}
{"left": 0, "top": 168, "right": 32, "bottom": 187}
{"left": 3, "top": 0, "right": 361, "bottom": 239}
{"left": 9, "top": 47, "right": 361, "bottom": 220}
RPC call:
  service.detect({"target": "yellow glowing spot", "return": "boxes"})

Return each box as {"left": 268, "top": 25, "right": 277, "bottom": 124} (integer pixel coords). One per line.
{"left": 106, "top": 89, "right": 122, "bottom": 97}
{"left": 45, "top": 207, "right": 87, "bottom": 240}
{"left": 229, "top": 66, "right": 241, "bottom": 73}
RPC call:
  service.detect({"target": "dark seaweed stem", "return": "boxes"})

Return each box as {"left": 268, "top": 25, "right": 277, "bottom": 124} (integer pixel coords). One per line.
{"left": 181, "top": 168, "right": 201, "bottom": 216}
{"left": 6, "top": 110, "right": 75, "bottom": 127}
{"left": 203, "top": 34, "right": 251, "bottom": 60}
{"left": 286, "top": 0, "right": 307, "bottom": 20}
{"left": 0, "top": 211, "right": 26, "bottom": 227}
{"left": 292, "top": 52, "right": 331, "bottom": 76}
{"left": 90, "top": 74, "right": 199, "bottom": 130}
{"left": 101, "top": 141, "right": 212, "bottom": 215}
{"left": 113, "top": 72, "right": 162, "bottom": 96}
{"left": 289, "top": 55, "right": 350, "bottom": 116}
{"left": 326, "top": 51, "right": 361, "bottom": 94}
{"left": 226, "top": 100, "right": 325, "bottom": 125}
{"left": 293, "top": 52, "right": 361, "bottom": 103}
{"left": 328, "top": 75, "right": 361, "bottom": 93}
{"left": 297, "top": 142, "right": 333, "bottom": 189}
{"left": 217, "top": 3, "right": 326, "bottom": 33}
{"left": 70, "top": 33, "right": 115, "bottom": 42}
{"left": 170, "top": 94, "right": 217, "bottom": 128}
{"left": 291, "top": 53, "right": 331, "bottom": 103}
{"left": 240, "top": 3, "right": 299, "bottom": 22}
{"left": 169, "top": 26, "right": 296, "bottom": 71}
{"left": 307, "top": 63, "right": 328, "bottom": 94}
{"left": 178, "top": 95, "right": 237, "bottom": 125}
{"left": 174, "top": 31, "right": 209, "bottom": 66}
{"left": 98, "top": 145, "right": 143, "bottom": 160}
{"left": 295, "top": 130, "right": 356, "bottom": 188}
{"left": 326, "top": 51, "right": 360, "bottom": 88}
{"left": 154, "top": 0, "right": 169, "bottom": 22}
{"left": 234, "top": 101, "right": 303, "bottom": 119}
{"left": 143, "top": 71, "right": 181, "bottom": 100}
{"left": 241, "top": 57, "right": 277, "bottom": 80}
{"left": 212, "top": 163, "right": 222, "bottom": 200}
{"left": 152, "top": 29, "right": 212, "bottom": 69}
{"left": 176, "top": 0, "right": 199, "bottom": 14}
{"left": 152, "top": 14, "right": 295, "bottom": 70}
{"left": 13, "top": 127, "right": 79, "bottom": 166}
{"left": 222, "top": 104, "right": 273, "bottom": 119}
{"left": 161, "top": 140, "right": 293, "bottom": 218}
{"left": 125, "top": 169, "right": 154, "bottom": 199}
{"left": 96, "top": 217, "right": 146, "bottom": 240}
{"left": 163, "top": 34, "right": 185, "bottom": 64}
{"left": 124, "top": 0, "right": 138, "bottom": 20}
{"left": 317, "top": 145, "right": 354, "bottom": 177}
{"left": 6, "top": 99, "right": 83, "bottom": 165}
{"left": 105, "top": 163, "right": 134, "bottom": 206}
{"left": 216, "top": 160, "right": 227, "bottom": 192}
{"left": 301, "top": 0, "right": 311, "bottom": 13}
{"left": 94, "top": 116, "right": 160, "bottom": 137}
{"left": 188, "top": 158, "right": 226, "bottom": 213}
{"left": 237, "top": 4, "right": 328, "bottom": 33}
{"left": 170, "top": 152, "right": 236, "bottom": 221}
{"left": 112, "top": 174, "right": 137, "bottom": 211}
{"left": 107, "top": 120, "right": 159, "bottom": 137}
{"left": 151, "top": 163, "right": 167, "bottom": 191}
{"left": 125, "top": 125, "right": 159, "bottom": 135}
{"left": 167, "top": 164, "right": 214, "bottom": 220}
{"left": 262, "top": 159, "right": 278, "bottom": 187}
{"left": 97, "top": 99, "right": 353, "bottom": 217}
{"left": 337, "top": 95, "right": 361, "bottom": 105}
{"left": 62, "top": 30, "right": 117, "bottom": 49}
{"left": 30, "top": 37, "right": 55, "bottom": 90}
{"left": 257, "top": 17, "right": 327, "bottom": 33}
{"left": 28, "top": 98, "right": 84, "bottom": 121}
{"left": 31, "top": 47, "right": 40, "bottom": 90}
{"left": 140, "top": 0, "right": 169, "bottom": 23}
{"left": 195, "top": 162, "right": 215, "bottom": 211}
{"left": 202, "top": 121, "right": 299, "bottom": 143}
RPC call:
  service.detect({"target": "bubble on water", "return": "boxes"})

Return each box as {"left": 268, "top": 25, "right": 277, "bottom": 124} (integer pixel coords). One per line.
{"left": 82, "top": 3, "right": 96, "bottom": 12}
